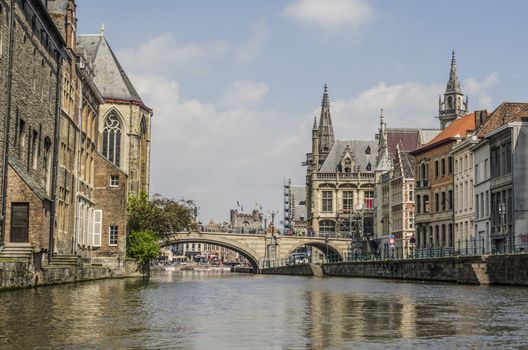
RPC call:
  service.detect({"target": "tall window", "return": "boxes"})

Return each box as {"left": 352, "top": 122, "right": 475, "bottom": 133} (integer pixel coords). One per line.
{"left": 342, "top": 191, "right": 353, "bottom": 210}
{"left": 364, "top": 191, "right": 374, "bottom": 209}
{"left": 109, "top": 225, "right": 118, "bottom": 246}
{"left": 102, "top": 114, "right": 122, "bottom": 167}
{"left": 322, "top": 191, "right": 333, "bottom": 212}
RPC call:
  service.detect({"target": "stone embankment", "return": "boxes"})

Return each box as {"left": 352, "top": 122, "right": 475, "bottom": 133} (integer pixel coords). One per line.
{"left": 0, "top": 258, "right": 143, "bottom": 291}
{"left": 260, "top": 255, "right": 528, "bottom": 286}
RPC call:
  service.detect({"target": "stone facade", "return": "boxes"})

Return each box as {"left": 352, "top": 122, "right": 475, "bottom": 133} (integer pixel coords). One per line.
{"left": 230, "top": 209, "right": 263, "bottom": 232}
{"left": 305, "top": 86, "right": 377, "bottom": 250}
{"left": 77, "top": 32, "right": 152, "bottom": 197}
{"left": 1, "top": 0, "right": 64, "bottom": 255}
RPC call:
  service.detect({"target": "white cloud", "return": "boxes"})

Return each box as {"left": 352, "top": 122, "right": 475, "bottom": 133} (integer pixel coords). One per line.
{"left": 283, "top": 0, "right": 374, "bottom": 32}
{"left": 131, "top": 74, "right": 307, "bottom": 222}
{"left": 223, "top": 80, "right": 270, "bottom": 108}
{"left": 129, "top": 67, "right": 497, "bottom": 222}
{"left": 463, "top": 72, "right": 499, "bottom": 110}
{"left": 235, "top": 20, "right": 270, "bottom": 62}
{"left": 118, "top": 34, "right": 230, "bottom": 76}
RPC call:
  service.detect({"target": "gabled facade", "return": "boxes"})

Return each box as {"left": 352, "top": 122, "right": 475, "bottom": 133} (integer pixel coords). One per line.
{"left": 77, "top": 31, "right": 152, "bottom": 197}
{"left": 411, "top": 114, "right": 476, "bottom": 255}
{"left": 305, "top": 86, "right": 377, "bottom": 254}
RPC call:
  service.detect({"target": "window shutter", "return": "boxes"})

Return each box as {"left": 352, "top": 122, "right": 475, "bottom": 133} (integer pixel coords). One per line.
{"left": 93, "top": 210, "right": 102, "bottom": 247}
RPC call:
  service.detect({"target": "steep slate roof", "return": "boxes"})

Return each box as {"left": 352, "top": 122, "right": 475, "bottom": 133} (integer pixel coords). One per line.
{"left": 400, "top": 151, "right": 415, "bottom": 178}
{"left": 386, "top": 128, "right": 420, "bottom": 156}
{"left": 319, "top": 140, "right": 378, "bottom": 173}
{"left": 477, "top": 102, "right": 528, "bottom": 137}
{"left": 77, "top": 34, "right": 143, "bottom": 103}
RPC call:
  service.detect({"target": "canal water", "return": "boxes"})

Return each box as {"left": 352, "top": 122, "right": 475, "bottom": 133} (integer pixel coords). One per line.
{"left": 1, "top": 273, "right": 528, "bottom": 349}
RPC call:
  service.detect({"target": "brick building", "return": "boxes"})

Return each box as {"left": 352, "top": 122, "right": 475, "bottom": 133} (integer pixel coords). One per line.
{"left": 412, "top": 114, "right": 475, "bottom": 255}
{"left": 0, "top": 0, "right": 65, "bottom": 259}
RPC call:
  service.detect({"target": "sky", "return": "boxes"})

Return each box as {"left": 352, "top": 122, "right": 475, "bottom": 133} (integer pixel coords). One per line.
{"left": 77, "top": 0, "right": 528, "bottom": 224}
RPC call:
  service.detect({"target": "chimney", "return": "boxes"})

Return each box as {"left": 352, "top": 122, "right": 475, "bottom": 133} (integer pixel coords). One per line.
{"left": 474, "top": 110, "right": 488, "bottom": 130}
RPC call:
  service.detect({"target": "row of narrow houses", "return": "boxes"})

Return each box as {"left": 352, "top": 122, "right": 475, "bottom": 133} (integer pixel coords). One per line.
{"left": 286, "top": 51, "right": 528, "bottom": 259}
{"left": 0, "top": 0, "right": 151, "bottom": 269}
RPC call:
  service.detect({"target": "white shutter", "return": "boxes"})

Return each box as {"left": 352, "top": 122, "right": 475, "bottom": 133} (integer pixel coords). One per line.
{"left": 93, "top": 210, "right": 102, "bottom": 247}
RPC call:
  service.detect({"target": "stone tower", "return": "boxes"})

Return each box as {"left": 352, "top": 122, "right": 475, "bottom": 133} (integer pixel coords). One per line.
{"left": 318, "top": 84, "right": 335, "bottom": 164}
{"left": 438, "top": 51, "right": 468, "bottom": 129}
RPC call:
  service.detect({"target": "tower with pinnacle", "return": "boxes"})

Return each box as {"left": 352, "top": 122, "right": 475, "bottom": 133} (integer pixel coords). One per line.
{"left": 438, "top": 51, "right": 468, "bottom": 129}
{"left": 318, "top": 84, "right": 335, "bottom": 164}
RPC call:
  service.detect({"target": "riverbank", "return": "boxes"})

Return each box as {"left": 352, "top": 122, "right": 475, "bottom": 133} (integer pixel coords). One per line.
{"left": 0, "top": 258, "right": 143, "bottom": 291}
{"left": 260, "top": 254, "right": 528, "bottom": 286}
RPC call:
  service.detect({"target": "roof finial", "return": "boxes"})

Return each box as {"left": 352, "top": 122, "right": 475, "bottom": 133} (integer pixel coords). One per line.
{"left": 380, "top": 108, "right": 384, "bottom": 121}
{"left": 313, "top": 116, "right": 318, "bottom": 130}
{"left": 100, "top": 23, "right": 105, "bottom": 35}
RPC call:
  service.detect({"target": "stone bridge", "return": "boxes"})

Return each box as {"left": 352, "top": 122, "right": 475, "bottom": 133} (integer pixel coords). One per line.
{"left": 161, "top": 231, "right": 352, "bottom": 271}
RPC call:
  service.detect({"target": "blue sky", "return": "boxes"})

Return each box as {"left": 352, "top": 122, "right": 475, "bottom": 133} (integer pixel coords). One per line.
{"left": 77, "top": 0, "right": 528, "bottom": 223}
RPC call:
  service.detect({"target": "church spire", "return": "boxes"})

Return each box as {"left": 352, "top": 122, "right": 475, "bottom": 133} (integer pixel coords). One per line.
{"left": 438, "top": 50, "right": 468, "bottom": 129}
{"left": 318, "top": 84, "right": 335, "bottom": 161}
{"left": 445, "top": 50, "right": 461, "bottom": 94}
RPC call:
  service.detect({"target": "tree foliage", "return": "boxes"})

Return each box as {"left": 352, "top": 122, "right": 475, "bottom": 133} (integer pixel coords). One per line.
{"left": 128, "top": 192, "right": 199, "bottom": 237}
{"left": 127, "top": 230, "right": 160, "bottom": 265}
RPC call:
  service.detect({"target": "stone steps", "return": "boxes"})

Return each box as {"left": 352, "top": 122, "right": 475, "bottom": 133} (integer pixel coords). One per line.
{"left": 471, "top": 263, "right": 490, "bottom": 285}
{"left": 0, "top": 243, "right": 33, "bottom": 261}
{"left": 50, "top": 255, "right": 80, "bottom": 267}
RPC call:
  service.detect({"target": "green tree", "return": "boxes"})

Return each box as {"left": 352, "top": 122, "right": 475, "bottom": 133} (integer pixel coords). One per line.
{"left": 128, "top": 192, "right": 165, "bottom": 234}
{"left": 127, "top": 230, "right": 160, "bottom": 266}
{"left": 128, "top": 192, "right": 199, "bottom": 237}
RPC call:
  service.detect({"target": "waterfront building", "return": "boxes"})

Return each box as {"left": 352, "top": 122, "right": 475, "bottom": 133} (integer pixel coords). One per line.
{"left": 0, "top": 0, "right": 65, "bottom": 258}
{"left": 411, "top": 114, "right": 475, "bottom": 254}
{"left": 77, "top": 30, "right": 152, "bottom": 197}
{"left": 451, "top": 111, "right": 490, "bottom": 254}
{"left": 304, "top": 85, "right": 377, "bottom": 252}
{"left": 474, "top": 103, "right": 528, "bottom": 253}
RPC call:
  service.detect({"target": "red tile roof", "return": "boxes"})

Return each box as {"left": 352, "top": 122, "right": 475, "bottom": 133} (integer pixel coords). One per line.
{"left": 411, "top": 113, "right": 475, "bottom": 154}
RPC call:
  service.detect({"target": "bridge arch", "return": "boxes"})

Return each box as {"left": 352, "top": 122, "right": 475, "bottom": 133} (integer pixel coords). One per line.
{"left": 287, "top": 241, "right": 344, "bottom": 261}
{"left": 161, "top": 237, "right": 262, "bottom": 271}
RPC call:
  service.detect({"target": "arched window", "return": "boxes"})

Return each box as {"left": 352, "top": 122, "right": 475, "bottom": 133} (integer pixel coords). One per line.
{"left": 448, "top": 96, "right": 453, "bottom": 108}
{"left": 366, "top": 162, "right": 372, "bottom": 172}
{"left": 365, "top": 146, "right": 371, "bottom": 154}
{"left": 102, "top": 114, "right": 122, "bottom": 167}
{"left": 344, "top": 158, "right": 351, "bottom": 173}
{"left": 140, "top": 115, "right": 147, "bottom": 137}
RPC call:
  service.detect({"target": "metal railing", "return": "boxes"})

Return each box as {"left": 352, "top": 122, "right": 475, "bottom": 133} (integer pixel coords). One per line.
{"left": 262, "top": 234, "right": 528, "bottom": 269}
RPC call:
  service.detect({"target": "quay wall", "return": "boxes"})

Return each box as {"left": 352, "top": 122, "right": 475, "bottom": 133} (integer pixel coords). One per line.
{"left": 0, "top": 259, "right": 143, "bottom": 291}
{"left": 323, "top": 256, "right": 484, "bottom": 284}
{"left": 262, "top": 255, "right": 528, "bottom": 286}
{"left": 260, "top": 263, "right": 315, "bottom": 276}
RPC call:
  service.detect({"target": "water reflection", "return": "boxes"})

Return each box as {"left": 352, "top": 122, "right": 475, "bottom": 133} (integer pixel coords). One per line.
{"left": 0, "top": 273, "right": 528, "bottom": 349}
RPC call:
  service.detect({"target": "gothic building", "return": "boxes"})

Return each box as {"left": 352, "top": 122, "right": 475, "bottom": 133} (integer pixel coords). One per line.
{"left": 304, "top": 85, "right": 377, "bottom": 245}
{"left": 77, "top": 30, "right": 152, "bottom": 197}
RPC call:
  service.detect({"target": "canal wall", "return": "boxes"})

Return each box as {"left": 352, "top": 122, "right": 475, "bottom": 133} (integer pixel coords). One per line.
{"left": 323, "top": 254, "right": 528, "bottom": 286}
{"left": 0, "top": 259, "right": 143, "bottom": 291}
{"left": 323, "top": 256, "right": 485, "bottom": 284}
{"left": 260, "top": 263, "right": 322, "bottom": 276}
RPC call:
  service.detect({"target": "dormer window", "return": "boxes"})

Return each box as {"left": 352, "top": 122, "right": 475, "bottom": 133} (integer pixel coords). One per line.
{"left": 366, "top": 162, "right": 372, "bottom": 171}
{"left": 365, "top": 146, "right": 371, "bottom": 155}
{"left": 344, "top": 158, "right": 351, "bottom": 173}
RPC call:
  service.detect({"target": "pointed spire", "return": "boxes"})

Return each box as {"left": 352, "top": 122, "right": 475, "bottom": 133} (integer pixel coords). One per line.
{"left": 318, "top": 83, "right": 335, "bottom": 159}
{"left": 312, "top": 116, "right": 318, "bottom": 130}
{"left": 445, "top": 50, "right": 461, "bottom": 93}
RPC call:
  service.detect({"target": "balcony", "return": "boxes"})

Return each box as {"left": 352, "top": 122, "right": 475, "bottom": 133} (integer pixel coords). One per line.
{"left": 416, "top": 179, "right": 430, "bottom": 189}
